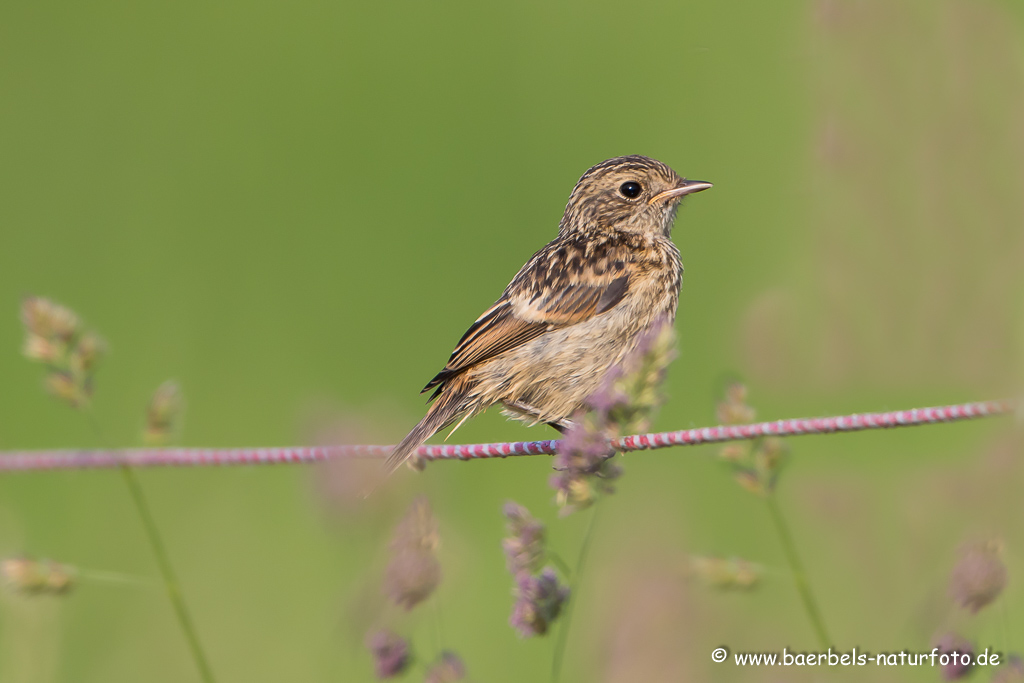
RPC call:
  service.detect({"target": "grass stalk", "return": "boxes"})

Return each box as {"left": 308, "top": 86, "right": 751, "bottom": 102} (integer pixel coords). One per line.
{"left": 431, "top": 594, "right": 445, "bottom": 658}
{"left": 551, "top": 503, "right": 601, "bottom": 683}
{"left": 85, "top": 410, "right": 214, "bottom": 681}
{"left": 545, "top": 551, "right": 574, "bottom": 580}
{"left": 119, "top": 464, "right": 216, "bottom": 683}
{"left": 765, "top": 493, "right": 831, "bottom": 649}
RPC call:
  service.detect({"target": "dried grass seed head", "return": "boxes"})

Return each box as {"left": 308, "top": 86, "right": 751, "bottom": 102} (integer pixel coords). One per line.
{"left": 686, "top": 555, "right": 761, "bottom": 590}
{"left": 1, "top": 558, "right": 77, "bottom": 595}
{"left": 383, "top": 496, "right": 441, "bottom": 610}
{"left": 144, "top": 380, "right": 185, "bottom": 446}
{"left": 949, "top": 539, "right": 1007, "bottom": 614}
{"left": 717, "top": 382, "right": 756, "bottom": 426}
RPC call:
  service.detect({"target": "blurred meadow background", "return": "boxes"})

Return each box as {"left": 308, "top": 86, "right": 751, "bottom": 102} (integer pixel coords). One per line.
{"left": 2, "top": 0, "right": 1024, "bottom": 680}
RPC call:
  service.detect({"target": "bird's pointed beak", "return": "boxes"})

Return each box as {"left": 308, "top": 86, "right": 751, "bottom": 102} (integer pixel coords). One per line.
{"left": 649, "top": 179, "right": 713, "bottom": 204}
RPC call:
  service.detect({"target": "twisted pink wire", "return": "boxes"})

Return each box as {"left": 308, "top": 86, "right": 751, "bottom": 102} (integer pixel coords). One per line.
{"left": 0, "top": 399, "right": 1016, "bottom": 472}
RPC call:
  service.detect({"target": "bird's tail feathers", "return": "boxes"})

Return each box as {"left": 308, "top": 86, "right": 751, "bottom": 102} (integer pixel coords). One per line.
{"left": 385, "top": 387, "right": 469, "bottom": 475}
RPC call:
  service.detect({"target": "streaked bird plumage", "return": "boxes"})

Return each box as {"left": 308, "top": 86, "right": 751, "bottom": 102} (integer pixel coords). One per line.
{"left": 387, "top": 155, "right": 711, "bottom": 473}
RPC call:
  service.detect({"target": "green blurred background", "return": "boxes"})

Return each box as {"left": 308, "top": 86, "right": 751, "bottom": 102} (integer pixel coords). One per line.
{"left": 2, "top": 0, "right": 1023, "bottom": 680}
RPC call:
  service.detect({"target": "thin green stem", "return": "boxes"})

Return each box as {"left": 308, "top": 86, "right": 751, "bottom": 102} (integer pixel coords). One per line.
{"left": 546, "top": 551, "right": 573, "bottom": 580}
{"left": 431, "top": 594, "right": 445, "bottom": 658}
{"left": 765, "top": 493, "right": 830, "bottom": 649}
{"left": 83, "top": 409, "right": 214, "bottom": 682}
{"left": 999, "top": 600, "right": 1011, "bottom": 655}
{"left": 551, "top": 504, "right": 601, "bottom": 683}
{"left": 82, "top": 409, "right": 216, "bottom": 679}
{"left": 76, "top": 568, "right": 154, "bottom": 587}
{"left": 120, "top": 464, "right": 215, "bottom": 683}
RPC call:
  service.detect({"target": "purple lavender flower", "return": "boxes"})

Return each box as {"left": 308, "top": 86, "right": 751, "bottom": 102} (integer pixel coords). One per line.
{"left": 586, "top": 367, "right": 628, "bottom": 415}
{"left": 510, "top": 567, "right": 570, "bottom": 637}
{"left": 949, "top": 539, "right": 1007, "bottom": 614}
{"left": 502, "top": 502, "right": 546, "bottom": 575}
{"left": 550, "top": 319, "right": 675, "bottom": 514}
{"left": 501, "top": 502, "right": 569, "bottom": 636}
{"left": 555, "top": 414, "right": 613, "bottom": 474}
{"left": 551, "top": 413, "right": 621, "bottom": 515}
{"left": 602, "top": 318, "right": 677, "bottom": 435}
{"left": 366, "top": 629, "right": 410, "bottom": 679}
{"left": 424, "top": 651, "right": 466, "bottom": 683}
{"left": 383, "top": 496, "right": 441, "bottom": 610}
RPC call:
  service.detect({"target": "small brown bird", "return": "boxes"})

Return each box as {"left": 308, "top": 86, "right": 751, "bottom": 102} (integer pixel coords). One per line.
{"left": 387, "top": 155, "right": 711, "bottom": 473}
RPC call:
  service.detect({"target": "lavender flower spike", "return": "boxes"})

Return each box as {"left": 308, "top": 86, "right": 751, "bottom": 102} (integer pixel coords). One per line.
{"left": 502, "top": 501, "right": 546, "bottom": 576}
{"left": 510, "top": 567, "right": 570, "bottom": 637}
{"left": 550, "top": 319, "right": 675, "bottom": 514}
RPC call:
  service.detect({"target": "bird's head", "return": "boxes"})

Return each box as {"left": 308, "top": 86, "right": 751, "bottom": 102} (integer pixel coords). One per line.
{"left": 559, "top": 155, "right": 711, "bottom": 238}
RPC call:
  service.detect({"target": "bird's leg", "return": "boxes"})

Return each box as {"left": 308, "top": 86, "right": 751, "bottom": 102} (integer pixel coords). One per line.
{"left": 545, "top": 416, "right": 577, "bottom": 472}
{"left": 502, "top": 400, "right": 576, "bottom": 470}
{"left": 500, "top": 399, "right": 544, "bottom": 423}
{"left": 545, "top": 418, "right": 576, "bottom": 434}
{"left": 501, "top": 399, "right": 576, "bottom": 432}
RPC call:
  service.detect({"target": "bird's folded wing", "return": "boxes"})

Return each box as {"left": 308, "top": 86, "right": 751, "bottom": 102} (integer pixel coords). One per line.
{"left": 422, "top": 250, "right": 630, "bottom": 394}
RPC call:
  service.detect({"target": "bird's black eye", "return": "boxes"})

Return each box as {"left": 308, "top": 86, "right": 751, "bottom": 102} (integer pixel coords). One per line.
{"left": 619, "top": 181, "right": 642, "bottom": 199}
